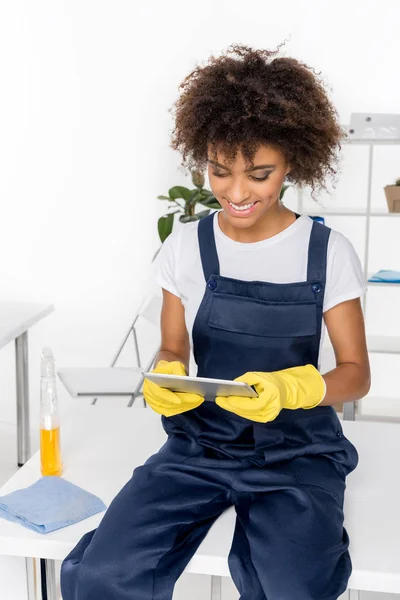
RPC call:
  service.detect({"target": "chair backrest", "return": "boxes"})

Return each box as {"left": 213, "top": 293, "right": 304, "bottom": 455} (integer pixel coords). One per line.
{"left": 108, "top": 284, "right": 162, "bottom": 369}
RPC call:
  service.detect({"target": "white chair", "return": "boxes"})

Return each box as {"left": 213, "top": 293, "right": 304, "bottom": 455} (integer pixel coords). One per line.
{"left": 57, "top": 287, "right": 163, "bottom": 407}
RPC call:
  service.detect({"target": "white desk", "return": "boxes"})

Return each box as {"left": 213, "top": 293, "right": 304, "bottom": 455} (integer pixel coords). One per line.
{"left": 0, "top": 302, "right": 54, "bottom": 466}
{"left": 0, "top": 406, "right": 399, "bottom": 599}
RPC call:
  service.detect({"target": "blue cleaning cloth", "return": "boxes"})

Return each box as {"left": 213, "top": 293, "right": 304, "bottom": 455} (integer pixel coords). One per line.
{"left": 0, "top": 476, "right": 107, "bottom": 534}
{"left": 368, "top": 269, "right": 400, "bottom": 283}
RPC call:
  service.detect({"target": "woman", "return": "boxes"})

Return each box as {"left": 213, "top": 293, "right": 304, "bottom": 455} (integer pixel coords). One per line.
{"left": 61, "top": 43, "right": 370, "bottom": 600}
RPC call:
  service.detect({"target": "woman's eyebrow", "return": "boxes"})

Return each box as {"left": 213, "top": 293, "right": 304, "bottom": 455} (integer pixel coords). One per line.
{"left": 207, "top": 159, "right": 276, "bottom": 171}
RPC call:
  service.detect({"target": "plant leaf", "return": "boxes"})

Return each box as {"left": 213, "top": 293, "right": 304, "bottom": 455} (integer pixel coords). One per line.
{"left": 198, "top": 196, "right": 221, "bottom": 209}
{"left": 168, "top": 186, "right": 191, "bottom": 201}
{"left": 179, "top": 210, "right": 211, "bottom": 223}
{"left": 198, "top": 190, "right": 214, "bottom": 200}
{"left": 188, "top": 189, "right": 201, "bottom": 203}
{"left": 195, "top": 209, "right": 211, "bottom": 219}
{"left": 157, "top": 195, "right": 172, "bottom": 200}
{"left": 280, "top": 184, "right": 290, "bottom": 200}
{"left": 179, "top": 215, "right": 199, "bottom": 223}
{"left": 158, "top": 213, "right": 174, "bottom": 242}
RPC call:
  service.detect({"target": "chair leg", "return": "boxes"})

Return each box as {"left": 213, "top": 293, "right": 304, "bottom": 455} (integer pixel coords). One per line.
{"left": 26, "top": 557, "right": 39, "bottom": 600}
{"left": 127, "top": 382, "right": 143, "bottom": 407}
{"left": 211, "top": 575, "right": 222, "bottom": 600}
{"left": 40, "top": 558, "right": 57, "bottom": 600}
{"left": 343, "top": 401, "right": 356, "bottom": 421}
{"left": 127, "top": 349, "right": 159, "bottom": 408}
{"left": 132, "top": 327, "right": 141, "bottom": 371}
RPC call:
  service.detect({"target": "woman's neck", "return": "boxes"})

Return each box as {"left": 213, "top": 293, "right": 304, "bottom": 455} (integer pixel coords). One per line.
{"left": 217, "top": 203, "right": 298, "bottom": 243}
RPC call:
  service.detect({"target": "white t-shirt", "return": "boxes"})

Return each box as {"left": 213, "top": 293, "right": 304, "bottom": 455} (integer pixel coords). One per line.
{"left": 152, "top": 210, "right": 366, "bottom": 365}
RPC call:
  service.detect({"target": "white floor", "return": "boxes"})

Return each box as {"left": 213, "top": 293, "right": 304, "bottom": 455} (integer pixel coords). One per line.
{"left": 0, "top": 421, "right": 398, "bottom": 600}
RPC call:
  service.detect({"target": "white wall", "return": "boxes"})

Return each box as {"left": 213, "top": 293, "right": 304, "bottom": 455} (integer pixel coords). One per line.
{"left": 0, "top": 0, "right": 398, "bottom": 426}
{"left": 1, "top": 0, "right": 400, "bottom": 427}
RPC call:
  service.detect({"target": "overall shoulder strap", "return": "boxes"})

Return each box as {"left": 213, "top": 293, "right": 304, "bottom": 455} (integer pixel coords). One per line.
{"left": 307, "top": 220, "right": 331, "bottom": 283}
{"left": 197, "top": 212, "right": 220, "bottom": 282}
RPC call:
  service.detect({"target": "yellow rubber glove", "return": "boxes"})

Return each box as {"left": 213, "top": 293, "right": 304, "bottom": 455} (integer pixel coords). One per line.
{"left": 215, "top": 364, "right": 326, "bottom": 423}
{"left": 143, "top": 360, "right": 205, "bottom": 417}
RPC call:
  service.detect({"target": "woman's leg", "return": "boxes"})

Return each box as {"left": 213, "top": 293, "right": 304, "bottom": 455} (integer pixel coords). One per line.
{"left": 230, "top": 454, "right": 351, "bottom": 600}
{"left": 61, "top": 435, "right": 231, "bottom": 600}
{"left": 228, "top": 516, "right": 266, "bottom": 600}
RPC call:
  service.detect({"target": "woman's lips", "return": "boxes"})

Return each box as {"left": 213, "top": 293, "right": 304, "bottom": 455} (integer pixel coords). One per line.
{"left": 226, "top": 200, "right": 259, "bottom": 217}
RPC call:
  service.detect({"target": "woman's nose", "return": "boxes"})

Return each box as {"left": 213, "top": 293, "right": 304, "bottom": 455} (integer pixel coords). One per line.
{"left": 225, "top": 179, "right": 251, "bottom": 205}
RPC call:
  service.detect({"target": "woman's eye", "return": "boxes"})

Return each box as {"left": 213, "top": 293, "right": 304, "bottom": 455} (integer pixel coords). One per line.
{"left": 251, "top": 175, "right": 270, "bottom": 182}
{"left": 212, "top": 171, "right": 269, "bottom": 182}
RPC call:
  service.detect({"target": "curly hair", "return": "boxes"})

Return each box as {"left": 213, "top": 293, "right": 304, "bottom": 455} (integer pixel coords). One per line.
{"left": 169, "top": 42, "right": 347, "bottom": 198}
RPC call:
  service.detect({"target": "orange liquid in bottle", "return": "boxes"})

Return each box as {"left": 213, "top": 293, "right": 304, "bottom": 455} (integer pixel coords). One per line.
{"left": 40, "top": 426, "right": 63, "bottom": 476}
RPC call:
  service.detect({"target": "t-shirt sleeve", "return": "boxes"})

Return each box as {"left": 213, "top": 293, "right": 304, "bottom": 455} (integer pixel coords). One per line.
{"left": 152, "top": 228, "right": 181, "bottom": 298}
{"left": 323, "top": 231, "right": 367, "bottom": 312}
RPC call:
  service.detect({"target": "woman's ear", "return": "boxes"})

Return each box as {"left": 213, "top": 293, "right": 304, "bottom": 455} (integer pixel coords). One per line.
{"left": 284, "top": 167, "right": 292, "bottom": 182}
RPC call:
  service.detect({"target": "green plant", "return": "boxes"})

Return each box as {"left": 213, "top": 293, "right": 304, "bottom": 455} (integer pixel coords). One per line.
{"left": 157, "top": 170, "right": 291, "bottom": 242}
{"left": 157, "top": 170, "right": 218, "bottom": 242}
{"left": 395, "top": 178, "right": 400, "bottom": 186}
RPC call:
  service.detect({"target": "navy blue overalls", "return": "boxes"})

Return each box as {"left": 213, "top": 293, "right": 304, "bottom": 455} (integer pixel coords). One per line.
{"left": 61, "top": 211, "right": 359, "bottom": 600}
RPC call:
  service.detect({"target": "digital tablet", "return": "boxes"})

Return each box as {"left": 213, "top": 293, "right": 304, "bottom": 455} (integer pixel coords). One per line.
{"left": 142, "top": 372, "right": 258, "bottom": 401}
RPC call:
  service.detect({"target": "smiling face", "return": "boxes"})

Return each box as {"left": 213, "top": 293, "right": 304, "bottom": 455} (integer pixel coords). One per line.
{"left": 207, "top": 143, "right": 291, "bottom": 230}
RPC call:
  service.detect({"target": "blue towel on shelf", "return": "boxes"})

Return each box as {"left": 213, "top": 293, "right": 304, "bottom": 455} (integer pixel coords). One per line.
{"left": 368, "top": 269, "right": 400, "bottom": 283}
{"left": 0, "top": 476, "right": 107, "bottom": 534}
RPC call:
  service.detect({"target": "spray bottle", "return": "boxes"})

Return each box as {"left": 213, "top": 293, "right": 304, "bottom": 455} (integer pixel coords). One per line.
{"left": 40, "top": 348, "right": 63, "bottom": 476}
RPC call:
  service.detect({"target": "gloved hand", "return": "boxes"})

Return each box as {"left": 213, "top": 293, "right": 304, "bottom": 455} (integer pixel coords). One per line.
{"left": 215, "top": 364, "right": 326, "bottom": 423}
{"left": 143, "top": 360, "right": 205, "bottom": 417}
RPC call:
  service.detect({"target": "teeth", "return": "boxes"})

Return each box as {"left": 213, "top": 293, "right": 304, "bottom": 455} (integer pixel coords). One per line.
{"left": 229, "top": 201, "right": 255, "bottom": 211}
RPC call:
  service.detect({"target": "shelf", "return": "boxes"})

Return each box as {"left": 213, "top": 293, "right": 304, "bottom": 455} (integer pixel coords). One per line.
{"left": 367, "top": 271, "right": 400, "bottom": 286}
{"left": 367, "top": 336, "right": 400, "bottom": 354}
{"left": 367, "top": 278, "right": 400, "bottom": 287}
{"left": 344, "top": 138, "right": 400, "bottom": 145}
{"left": 353, "top": 412, "right": 400, "bottom": 424}
{"left": 304, "top": 208, "right": 400, "bottom": 217}
{"left": 370, "top": 211, "right": 400, "bottom": 217}
{"left": 358, "top": 397, "right": 400, "bottom": 421}
{"left": 323, "top": 336, "right": 400, "bottom": 355}
{"left": 304, "top": 208, "right": 365, "bottom": 216}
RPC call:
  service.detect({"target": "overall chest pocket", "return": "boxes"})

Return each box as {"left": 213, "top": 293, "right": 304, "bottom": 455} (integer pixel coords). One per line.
{"left": 208, "top": 293, "right": 317, "bottom": 338}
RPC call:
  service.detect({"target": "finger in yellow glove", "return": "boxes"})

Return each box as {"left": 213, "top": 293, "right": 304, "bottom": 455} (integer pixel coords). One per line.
{"left": 143, "top": 360, "right": 204, "bottom": 417}
{"left": 215, "top": 364, "right": 326, "bottom": 423}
